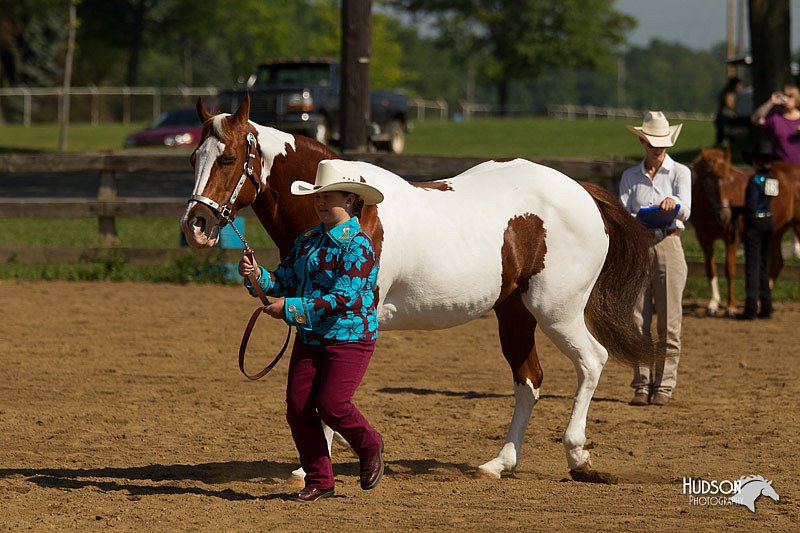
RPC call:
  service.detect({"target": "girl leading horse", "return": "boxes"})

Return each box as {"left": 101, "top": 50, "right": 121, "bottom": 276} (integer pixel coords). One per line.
{"left": 181, "top": 95, "right": 654, "bottom": 482}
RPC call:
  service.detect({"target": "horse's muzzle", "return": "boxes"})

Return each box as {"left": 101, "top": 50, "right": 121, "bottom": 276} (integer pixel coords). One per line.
{"left": 181, "top": 203, "right": 221, "bottom": 248}
{"left": 718, "top": 206, "right": 732, "bottom": 226}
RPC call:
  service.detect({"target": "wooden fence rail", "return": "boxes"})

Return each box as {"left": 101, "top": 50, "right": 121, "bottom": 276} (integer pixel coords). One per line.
{"left": 2, "top": 151, "right": 798, "bottom": 281}
{"left": 0, "top": 151, "right": 632, "bottom": 177}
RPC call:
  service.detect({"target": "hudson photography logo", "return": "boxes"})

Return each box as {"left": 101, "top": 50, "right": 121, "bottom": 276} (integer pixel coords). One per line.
{"left": 682, "top": 475, "right": 780, "bottom": 512}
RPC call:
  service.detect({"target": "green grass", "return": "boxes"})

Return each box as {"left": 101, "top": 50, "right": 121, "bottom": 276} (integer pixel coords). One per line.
{"left": 0, "top": 217, "right": 276, "bottom": 284}
{"left": 0, "top": 117, "right": 715, "bottom": 162}
{"left": 3, "top": 217, "right": 800, "bottom": 301}
{"left": 680, "top": 227, "right": 800, "bottom": 302}
{"left": 1, "top": 217, "right": 275, "bottom": 248}
{"left": 405, "top": 117, "right": 714, "bottom": 163}
{"left": 0, "top": 123, "right": 148, "bottom": 152}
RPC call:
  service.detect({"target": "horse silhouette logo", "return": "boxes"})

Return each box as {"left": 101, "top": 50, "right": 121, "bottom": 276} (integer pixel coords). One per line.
{"left": 729, "top": 475, "right": 780, "bottom": 512}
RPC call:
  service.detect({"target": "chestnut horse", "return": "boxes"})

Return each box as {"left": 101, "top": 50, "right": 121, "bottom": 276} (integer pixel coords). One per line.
{"left": 181, "top": 96, "right": 653, "bottom": 482}
{"left": 691, "top": 148, "right": 749, "bottom": 316}
{"left": 693, "top": 147, "right": 800, "bottom": 309}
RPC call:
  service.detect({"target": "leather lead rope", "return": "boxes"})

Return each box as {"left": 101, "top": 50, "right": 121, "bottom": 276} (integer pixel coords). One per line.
{"left": 238, "top": 250, "right": 292, "bottom": 381}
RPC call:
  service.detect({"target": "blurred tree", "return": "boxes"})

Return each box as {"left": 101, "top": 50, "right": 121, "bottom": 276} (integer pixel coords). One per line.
{"left": 0, "top": 0, "right": 67, "bottom": 87}
{"left": 624, "top": 39, "right": 722, "bottom": 112}
{"left": 72, "top": 0, "right": 414, "bottom": 91}
{"left": 75, "top": 0, "right": 162, "bottom": 86}
{"left": 389, "top": 0, "right": 634, "bottom": 113}
{"left": 0, "top": 0, "right": 68, "bottom": 122}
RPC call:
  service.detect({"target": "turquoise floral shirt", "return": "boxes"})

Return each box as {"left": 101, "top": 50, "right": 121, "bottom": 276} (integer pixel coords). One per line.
{"left": 245, "top": 216, "right": 379, "bottom": 345}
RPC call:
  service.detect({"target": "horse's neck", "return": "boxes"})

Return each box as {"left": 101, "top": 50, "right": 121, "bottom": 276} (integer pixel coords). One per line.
{"left": 252, "top": 137, "right": 331, "bottom": 256}
{"left": 728, "top": 168, "right": 750, "bottom": 207}
{"left": 741, "top": 482, "right": 764, "bottom": 499}
{"left": 249, "top": 198, "right": 300, "bottom": 257}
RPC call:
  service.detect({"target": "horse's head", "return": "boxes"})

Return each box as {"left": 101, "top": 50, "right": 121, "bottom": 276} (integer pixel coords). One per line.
{"left": 180, "top": 95, "right": 264, "bottom": 248}
{"left": 692, "top": 147, "right": 734, "bottom": 225}
{"left": 180, "top": 94, "right": 338, "bottom": 254}
{"left": 762, "top": 480, "right": 780, "bottom": 502}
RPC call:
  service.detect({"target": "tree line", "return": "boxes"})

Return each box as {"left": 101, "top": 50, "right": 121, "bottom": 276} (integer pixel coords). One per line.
{"left": 0, "top": 0, "right": 767, "bottom": 117}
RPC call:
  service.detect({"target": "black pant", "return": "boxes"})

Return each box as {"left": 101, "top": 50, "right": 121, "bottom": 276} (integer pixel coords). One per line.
{"left": 743, "top": 216, "right": 773, "bottom": 316}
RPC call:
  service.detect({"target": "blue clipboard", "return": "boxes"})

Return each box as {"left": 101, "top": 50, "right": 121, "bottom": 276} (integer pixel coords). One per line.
{"left": 636, "top": 204, "right": 680, "bottom": 229}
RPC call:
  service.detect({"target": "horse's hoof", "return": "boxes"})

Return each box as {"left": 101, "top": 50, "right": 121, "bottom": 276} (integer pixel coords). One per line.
{"left": 725, "top": 310, "right": 738, "bottom": 319}
{"left": 569, "top": 468, "right": 619, "bottom": 484}
{"left": 705, "top": 308, "right": 718, "bottom": 317}
{"left": 287, "top": 474, "right": 305, "bottom": 488}
{"left": 474, "top": 468, "right": 501, "bottom": 480}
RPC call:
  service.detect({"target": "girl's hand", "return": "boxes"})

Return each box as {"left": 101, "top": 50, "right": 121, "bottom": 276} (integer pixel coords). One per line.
{"left": 660, "top": 197, "right": 677, "bottom": 211}
{"left": 264, "top": 297, "right": 285, "bottom": 319}
{"left": 238, "top": 252, "right": 259, "bottom": 278}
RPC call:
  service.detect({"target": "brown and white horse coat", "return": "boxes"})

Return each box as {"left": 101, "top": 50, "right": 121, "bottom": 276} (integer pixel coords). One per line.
{"left": 181, "top": 97, "right": 653, "bottom": 480}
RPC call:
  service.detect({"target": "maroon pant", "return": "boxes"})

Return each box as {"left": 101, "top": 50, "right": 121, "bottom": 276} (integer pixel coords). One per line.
{"left": 286, "top": 338, "right": 381, "bottom": 489}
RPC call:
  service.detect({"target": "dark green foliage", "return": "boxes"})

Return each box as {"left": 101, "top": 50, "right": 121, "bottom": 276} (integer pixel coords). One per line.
{"left": 389, "top": 0, "right": 635, "bottom": 110}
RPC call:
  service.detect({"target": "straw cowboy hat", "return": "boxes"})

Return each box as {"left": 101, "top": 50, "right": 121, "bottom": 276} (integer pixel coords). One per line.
{"left": 625, "top": 111, "right": 683, "bottom": 148}
{"left": 291, "top": 159, "right": 384, "bottom": 205}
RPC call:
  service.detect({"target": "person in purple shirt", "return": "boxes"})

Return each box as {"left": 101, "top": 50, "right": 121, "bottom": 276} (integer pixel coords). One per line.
{"left": 751, "top": 85, "right": 800, "bottom": 258}
{"left": 751, "top": 84, "right": 800, "bottom": 164}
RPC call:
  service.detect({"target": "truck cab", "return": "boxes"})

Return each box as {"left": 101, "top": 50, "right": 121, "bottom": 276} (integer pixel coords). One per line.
{"left": 217, "top": 59, "right": 409, "bottom": 153}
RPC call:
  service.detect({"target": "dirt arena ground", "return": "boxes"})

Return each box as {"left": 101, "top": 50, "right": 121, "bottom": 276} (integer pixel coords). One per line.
{"left": 1, "top": 280, "right": 798, "bottom": 531}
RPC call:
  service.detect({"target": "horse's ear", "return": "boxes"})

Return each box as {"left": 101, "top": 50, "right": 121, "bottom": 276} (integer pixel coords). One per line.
{"left": 723, "top": 146, "right": 731, "bottom": 161}
{"left": 196, "top": 96, "right": 214, "bottom": 123}
{"left": 232, "top": 92, "right": 251, "bottom": 126}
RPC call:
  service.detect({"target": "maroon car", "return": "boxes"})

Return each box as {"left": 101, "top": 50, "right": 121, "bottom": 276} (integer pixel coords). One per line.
{"left": 124, "top": 107, "right": 202, "bottom": 147}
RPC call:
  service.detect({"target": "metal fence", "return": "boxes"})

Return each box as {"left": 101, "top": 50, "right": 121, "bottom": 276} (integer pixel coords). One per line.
{"left": 0, "top": 86, "right": 713, "bottom": 125}
{"left": 0, "top": 86, "right": 220, "bottom": 126}
{"left": 547, "top": 104, "right": 713, "bottom": 121}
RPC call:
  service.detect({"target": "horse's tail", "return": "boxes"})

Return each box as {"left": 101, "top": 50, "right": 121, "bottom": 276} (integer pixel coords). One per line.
{"left": 580, "top": 181, "right": 655, "bottom": 366}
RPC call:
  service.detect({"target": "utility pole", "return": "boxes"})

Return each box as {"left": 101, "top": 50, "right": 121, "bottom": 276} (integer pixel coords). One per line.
{"left": 340, "top": 0, "right": 372, "bottom": 153}
{"left": 726, "top": 0, "right": 735, "bottom": 78}
{"left": 748, "top": 0, "right": 791, "bottom": 106}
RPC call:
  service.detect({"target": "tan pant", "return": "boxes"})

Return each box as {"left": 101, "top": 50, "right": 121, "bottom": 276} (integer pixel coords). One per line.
{"left": 631, "top": 235, "right": 688, "bottom": 396}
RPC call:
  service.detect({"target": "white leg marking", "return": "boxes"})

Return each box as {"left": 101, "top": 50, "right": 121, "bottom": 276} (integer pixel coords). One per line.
{"left": 290, "top": 421, "right": 336, "bottom": 481}
{"left": 477, "top": 380, "right": 539, "bottom": 478}
{"left": 708, "top": 275, "right": 720, "bottom": 313}
{"left": 539, "top": 318, "right": 607, "bottom": 471}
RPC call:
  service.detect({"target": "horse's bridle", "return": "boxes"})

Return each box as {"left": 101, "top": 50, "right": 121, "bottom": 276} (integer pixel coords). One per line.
{"left": 700, "top": 161, "right": 733, "bottom": 224}
{"left": 190, "top": 131, "right": 260, "bottom": 228}
{"left": 190, "top": 130, "right": 292, "bottom": 380}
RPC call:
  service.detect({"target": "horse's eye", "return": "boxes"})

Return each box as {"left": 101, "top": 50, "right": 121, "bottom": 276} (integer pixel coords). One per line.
{"left": 219, "top": 154, "right": 236, "bottom": 165}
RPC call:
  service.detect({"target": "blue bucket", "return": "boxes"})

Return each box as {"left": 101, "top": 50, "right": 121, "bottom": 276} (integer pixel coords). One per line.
{"left": 218, "top": 217, "right": 245, "bottom": 282}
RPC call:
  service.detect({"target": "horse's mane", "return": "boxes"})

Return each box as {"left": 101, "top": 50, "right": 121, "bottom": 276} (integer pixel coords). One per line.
{"left": 292, "top": 134, "right": 338, "bottom": 160}
{"left": 739, "top": 475, "right": 769, "bottom": 485}
{"left": 210, "top": 114, "right": 233, "bottom": 142}
{"left": 692, "top": 147, "right": 731, "bottom": 179}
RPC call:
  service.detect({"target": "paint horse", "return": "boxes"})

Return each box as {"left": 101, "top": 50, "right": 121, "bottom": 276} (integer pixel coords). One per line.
{"left": 181, "top": 95, "right": 654, "bottom": 482}
{"left": 691, "top": 147, "right": 750, "bottom": 316}
{"left": 694, "top": 147, "right": 800, "bottom": 310}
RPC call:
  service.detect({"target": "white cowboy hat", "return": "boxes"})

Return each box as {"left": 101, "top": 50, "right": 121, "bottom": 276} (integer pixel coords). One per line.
{"left": 625, "top": 111, "right": 683, "bottom": 148}
{"left": 291, "top": 159, "right": 384, "bottom": 205}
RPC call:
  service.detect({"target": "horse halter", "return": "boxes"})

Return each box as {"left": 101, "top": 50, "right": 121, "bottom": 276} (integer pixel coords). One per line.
{"left": 189, "top": 132, "right": 259, "bottom": 229}
{"left": 189, "top": 130, "right": 291, "bottom": 380}
{"left": 700, "top": 163, "right": 730, "bottom": 212}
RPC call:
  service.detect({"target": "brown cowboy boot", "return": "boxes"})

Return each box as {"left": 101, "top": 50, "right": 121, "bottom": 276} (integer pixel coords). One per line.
{"left": 360, "top": 437, "right": 384, "bottom": 490}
